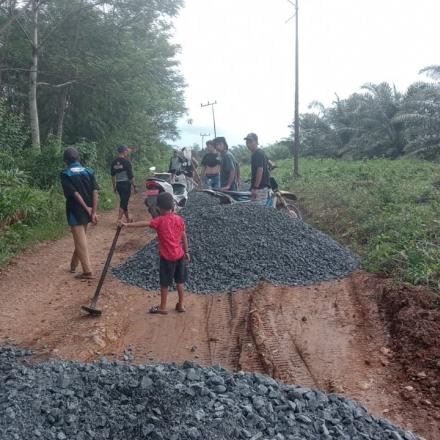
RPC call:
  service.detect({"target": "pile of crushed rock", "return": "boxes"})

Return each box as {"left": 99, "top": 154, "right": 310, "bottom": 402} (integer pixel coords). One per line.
{"left": 113, "top": 192, "right": 359, "bottom": 293}
{"left": 0, "top": 346, "right": 419, "bottom": 440}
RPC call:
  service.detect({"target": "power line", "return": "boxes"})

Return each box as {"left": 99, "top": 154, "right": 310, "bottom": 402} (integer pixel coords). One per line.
{"left": 201, "top": 100, "right": 217, "bottom": 138}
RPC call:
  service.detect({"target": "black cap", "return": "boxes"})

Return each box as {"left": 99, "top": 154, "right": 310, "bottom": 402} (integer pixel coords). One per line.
{"left": 117, "top": 144, "right": 129, "bottom": 153}
{"left": 244, "top": 133, "right": 258, "bottom": 142}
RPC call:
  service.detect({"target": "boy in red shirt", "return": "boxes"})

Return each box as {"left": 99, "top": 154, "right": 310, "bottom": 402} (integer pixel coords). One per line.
{"left": 120, "top": 192, "right": 189, "bottom": 314}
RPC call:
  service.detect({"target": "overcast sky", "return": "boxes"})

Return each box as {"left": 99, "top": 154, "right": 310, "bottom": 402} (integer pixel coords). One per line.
{"left": 173, "top": 0, "right": 439, "bottom": 148}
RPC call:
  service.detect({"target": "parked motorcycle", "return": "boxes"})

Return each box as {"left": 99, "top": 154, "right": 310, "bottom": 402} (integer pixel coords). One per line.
{"left": 200, "top": 162, "right": 302, "bottom": 219}
{"left": 145, "top": 167, "right": 188, "bottom": 218}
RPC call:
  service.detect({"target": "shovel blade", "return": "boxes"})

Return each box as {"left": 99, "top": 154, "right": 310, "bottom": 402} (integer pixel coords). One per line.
{"left": 81, "top": 305, "right": 102, "bottom": 316}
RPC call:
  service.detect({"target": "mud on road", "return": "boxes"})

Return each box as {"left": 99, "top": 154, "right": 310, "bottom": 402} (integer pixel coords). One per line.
{"left": 0, "top": 193, "right": 438, "bottom": 439}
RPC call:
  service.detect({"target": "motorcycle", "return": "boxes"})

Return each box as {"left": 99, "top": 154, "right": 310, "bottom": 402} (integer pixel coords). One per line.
{"left": 145, "top": 167, "right": 188, "bottom": 218}
{"left": 200, "top": 162, "right": 302, "bottom": 219}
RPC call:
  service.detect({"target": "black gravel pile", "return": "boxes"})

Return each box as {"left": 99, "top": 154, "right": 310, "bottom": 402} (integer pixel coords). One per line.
{"left": 183, "top": 191, "right": 221, "bottom": 209}
{"left": 113, "top": 194, "right": 359, "bottom": 293}
{"left": 0, "top": 346, "right": 419, "bottom": 440}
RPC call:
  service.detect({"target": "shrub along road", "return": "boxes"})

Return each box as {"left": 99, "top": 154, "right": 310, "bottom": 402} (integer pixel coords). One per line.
{"left": 0, "top": 192, "right": 438, "bottom": 439}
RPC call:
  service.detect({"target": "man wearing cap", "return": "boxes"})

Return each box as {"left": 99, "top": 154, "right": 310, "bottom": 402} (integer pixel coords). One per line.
{"left": 245, "top": 133, "right": 271, "bottom": 205}
{"left": 111, "top": 145, "right": 137, "bottom": 223}
{"left": 212, "top": 136, "right": 237, "bottom": 191}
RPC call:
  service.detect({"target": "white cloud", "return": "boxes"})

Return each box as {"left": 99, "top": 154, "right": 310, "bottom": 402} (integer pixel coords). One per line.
{"left": 173, "top": 0, "right": 440, "bottom": 148}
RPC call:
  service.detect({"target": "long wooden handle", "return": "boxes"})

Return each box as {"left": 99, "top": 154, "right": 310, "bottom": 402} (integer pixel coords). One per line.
{"left": 90, "top": 225, "right": 122, "bottom": 306}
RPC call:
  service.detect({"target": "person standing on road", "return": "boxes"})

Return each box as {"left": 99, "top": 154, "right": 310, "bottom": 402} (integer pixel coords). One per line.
{"left": 200, "top": 140, "right": 221, "bottom": 189}
{"left": 60, "top": 147, "right": 99, "bottom": 280}
{"left": 245, "top": 132, "right": 271, "bottom": 204}
{"left": 181, "top": 147, "right": 201, "bottom": 186}
{"left": 168, "top": 150, "right": 182, "bottom": 180}
{"left": 111, "top": 145, "right": 137, "bottom": 223}
{"left": 213, "top": 136, "right": 237, "bottom": 191}
{"left": 120, "top": 192, "right": 190, "bottom": 315}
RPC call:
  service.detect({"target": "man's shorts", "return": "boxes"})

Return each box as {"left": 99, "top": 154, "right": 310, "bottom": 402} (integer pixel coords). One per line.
{"left": 253, "top": 188, "right": 270, "bottom": 206}
{"left": 116, "top": 181, "right": 131, "bottom": 211}
{"left": 159, "top": 256, "right": 188, "bottom": 287}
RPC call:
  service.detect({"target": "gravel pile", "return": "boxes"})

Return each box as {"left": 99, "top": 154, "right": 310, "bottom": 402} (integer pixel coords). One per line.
{"left": 183, "top": 191, "right": 221, "bottom": 209}
{"left": 0, "top": 346, "right": 419, "bottom": 440}
{"left": 113, "top": 193, "right": 359, "bottom": 293}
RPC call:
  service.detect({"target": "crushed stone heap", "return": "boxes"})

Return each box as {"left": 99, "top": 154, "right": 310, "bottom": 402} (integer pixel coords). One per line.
{"left": 0, "top": 347, "right": 419, "bottom": 440}
{"left": 113, "top": 192, "right": 359, "bottom": 293}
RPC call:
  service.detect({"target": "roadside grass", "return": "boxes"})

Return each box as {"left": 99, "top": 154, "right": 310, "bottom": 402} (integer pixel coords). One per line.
{"left": 269, "top": 158, "right": 440, "bottom": 290}
{"left": 0, "top": 169, "right": 116, "bottom": 267}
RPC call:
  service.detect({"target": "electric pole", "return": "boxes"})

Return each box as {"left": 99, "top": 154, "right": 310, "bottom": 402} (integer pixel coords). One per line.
{"left": 287, "top": 0, "right": 300, "bottom": 177}
{"left": 201, "top": 100, "right": 217, "bottom": 138}
{"left": 200, "top": 132, "right": 210, "bottom": 150}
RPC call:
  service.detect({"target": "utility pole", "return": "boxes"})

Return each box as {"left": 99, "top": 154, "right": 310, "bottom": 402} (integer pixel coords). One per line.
{"left": 201, "top": 100, "right": 217, "bottom": 138}
{"left": 200, "top": 132, "right": 211, "bottom": 150}
{"left": 287, "top": 0, "right": 300, "bottom": 177}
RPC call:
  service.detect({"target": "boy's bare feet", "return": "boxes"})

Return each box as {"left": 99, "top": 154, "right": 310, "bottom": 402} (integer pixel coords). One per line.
{"left": 149, "top": 305, "right": 168, "bottom": 315}
{"left": 175, "top": 303, "right": 186, "bottom": 313}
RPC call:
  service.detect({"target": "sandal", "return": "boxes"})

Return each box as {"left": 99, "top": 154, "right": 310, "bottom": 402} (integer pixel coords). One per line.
{"left": 149, "top": 305, "right": 168, "bottom": 315}
{"left": 74, "top": 272, "right": 95, "bottom": 280}
{"left": 175, "top": 303, "right": 186, "bottom": 313}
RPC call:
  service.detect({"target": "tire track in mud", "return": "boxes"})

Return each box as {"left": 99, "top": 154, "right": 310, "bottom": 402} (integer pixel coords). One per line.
{"left": 204, "top": 286, "right": 318, "bottom": 388}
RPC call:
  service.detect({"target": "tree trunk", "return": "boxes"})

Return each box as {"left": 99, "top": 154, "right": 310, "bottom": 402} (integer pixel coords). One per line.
{"left": 56, "top": 85, "right": 69, "bottom": 143}
{"left": 29, "top": 0, "right": 40, "bottom": 151}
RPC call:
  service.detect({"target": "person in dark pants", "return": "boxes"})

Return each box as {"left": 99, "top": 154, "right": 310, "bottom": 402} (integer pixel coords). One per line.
{"left": 245, "top": 132, "right": 271, "bottom": 205}
{"left": 111, "top": 145, "right": 137, "bottom": 223}
{"left": 212, "top": 136, "right": 237, "bottom": 191}
{"left": 120, "top": 192, "right": 190, "bottom": 315}
{"left": 60, "top": 147, "right": 99, "bottom": 280}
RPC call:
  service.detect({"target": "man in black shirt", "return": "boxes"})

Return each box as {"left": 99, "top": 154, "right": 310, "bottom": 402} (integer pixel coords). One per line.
{"left": 245, "top": 132, "right": 271, "bottom": 205}
{"left": 111, "top": 145, "right": 137, "bottom": 223}
{"left": 60, "top": 147, "right": 99, "bottom": 279}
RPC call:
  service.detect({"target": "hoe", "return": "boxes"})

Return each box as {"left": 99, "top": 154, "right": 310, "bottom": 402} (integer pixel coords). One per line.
{"left": 81, "top": 225, "right": 122, "bottom": 316}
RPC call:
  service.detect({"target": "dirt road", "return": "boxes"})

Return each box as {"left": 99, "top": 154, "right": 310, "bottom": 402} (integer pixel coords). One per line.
{"left": 0, "top": 193, "right": 438, "bottom": 439}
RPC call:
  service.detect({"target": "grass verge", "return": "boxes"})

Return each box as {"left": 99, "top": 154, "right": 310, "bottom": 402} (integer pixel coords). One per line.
{"left": 269, "top": 158, "right": 440, "bottom": 290}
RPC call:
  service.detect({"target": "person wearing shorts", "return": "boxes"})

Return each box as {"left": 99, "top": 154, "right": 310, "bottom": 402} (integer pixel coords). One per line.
{"left": 120, "top": 192, "right": 189, "bottom": 315}
{"left": 111, "top": 145, "right": 137, "bottom": 222}
{"left": 60, "top": 147, "right": 99, "bottom": 280}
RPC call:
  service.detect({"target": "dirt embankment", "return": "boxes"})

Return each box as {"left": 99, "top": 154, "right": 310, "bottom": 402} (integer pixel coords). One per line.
{"left": 0, "top": 193, "right": 438, "bottom": 439}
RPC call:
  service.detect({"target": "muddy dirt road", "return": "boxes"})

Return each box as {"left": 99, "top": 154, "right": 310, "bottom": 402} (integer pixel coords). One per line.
{"left": 0, "top": 193, "right": 438, "bottom": 439}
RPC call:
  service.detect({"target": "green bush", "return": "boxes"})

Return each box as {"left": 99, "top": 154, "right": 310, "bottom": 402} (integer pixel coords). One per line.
{"left": 271, "top": 158, "right": 440, "bottom": 290}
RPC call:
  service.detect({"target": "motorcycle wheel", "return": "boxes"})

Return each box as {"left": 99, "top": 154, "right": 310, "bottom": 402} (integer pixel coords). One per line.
{"left": 280, "top": 202, "right": 302, "bottom": 220}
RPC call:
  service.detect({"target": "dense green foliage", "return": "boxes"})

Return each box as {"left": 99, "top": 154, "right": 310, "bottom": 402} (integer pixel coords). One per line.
{"left": 273, "top": 67, "right": 440, "bottom": 160}
{"left": 0, "top": 0, "right": 184, "bottom": 265}
{"left": 0, "top": 0, "right": 185, "bottom": 153}
{"left": 270, "top": 158, "right": 440, "bottom": 289}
